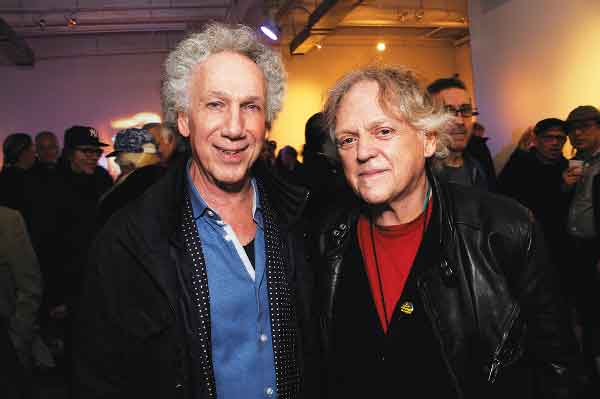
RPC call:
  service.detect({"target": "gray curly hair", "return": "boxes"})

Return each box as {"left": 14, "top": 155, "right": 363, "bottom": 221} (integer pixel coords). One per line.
{"left": 323, "top": 66, "right": 453, "bottom": 163}
{"left": 161, "top": 23, "right": 286, "bottom": 127}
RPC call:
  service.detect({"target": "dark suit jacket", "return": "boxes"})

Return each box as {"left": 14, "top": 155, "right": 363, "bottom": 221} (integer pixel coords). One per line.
{"left": 73, "top": 159, "right": 320, "bottom": 399}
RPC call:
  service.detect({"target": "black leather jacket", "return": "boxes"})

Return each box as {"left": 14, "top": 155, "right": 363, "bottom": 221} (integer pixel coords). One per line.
{"left": 318, "top": 169, "right": 578, "bottom": 398}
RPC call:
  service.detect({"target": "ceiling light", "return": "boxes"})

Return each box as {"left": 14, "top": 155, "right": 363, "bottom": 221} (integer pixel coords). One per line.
{"left": 67, "top": 16, "right": 77, "bottom": 28}
{"left": 376, "top": 42, "right": 386, "bottom": 52}
{"left": 260, "top": 21, "right": 280, "bottom": 41}
{"left": 315, "top": 44, "right": 322, "bottom": 49}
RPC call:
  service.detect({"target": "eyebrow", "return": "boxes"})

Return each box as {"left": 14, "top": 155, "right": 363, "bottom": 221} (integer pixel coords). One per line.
{"left": 366, "top": 119, "right": 390, "bottom": 131}
{"left": 205, "top": 90, "right": 264, "bottom": 103}
{"left": 335, "top": 118, "right": 391, "bottom": 136}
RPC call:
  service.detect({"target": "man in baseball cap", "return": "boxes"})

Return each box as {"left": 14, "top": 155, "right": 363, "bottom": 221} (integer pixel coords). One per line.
{"left": 41, "top": 125, "right": 113, "bottom": 382}
{"left": 106, "top": 127, "right": 159, "bottom": 180}
{"left": 97, "top": 128, "right": 161, "bottom": 225}
{"left": 563, "top": 105, "right": 600, "bottom": 389}
{"left": 565, "top": 106, "right": 600, "bottom": 157}
{"left": 63, "top": 125, "right": 109, "bottom": 176}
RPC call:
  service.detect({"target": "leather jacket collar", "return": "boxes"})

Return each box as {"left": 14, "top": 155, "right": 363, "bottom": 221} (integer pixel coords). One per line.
{"left": 320, "top": 163, "right": 457, "bottom": 281}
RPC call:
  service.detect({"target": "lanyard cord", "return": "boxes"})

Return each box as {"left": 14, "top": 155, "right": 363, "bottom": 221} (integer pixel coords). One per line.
{"left": 369, "top": 183, "right": 431, "bottom": 328}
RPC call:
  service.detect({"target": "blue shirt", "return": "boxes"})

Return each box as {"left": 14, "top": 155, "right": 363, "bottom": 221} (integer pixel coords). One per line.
{"left": 186, "top": 169, "right": 278, "bottom": 399}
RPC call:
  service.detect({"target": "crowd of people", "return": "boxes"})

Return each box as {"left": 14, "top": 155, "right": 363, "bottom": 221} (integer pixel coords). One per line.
{"left": 0, "top": 122, "right": 187, "bottom": 397}
{"left": 1, "top": 21, "right": 599, "bottom": 399}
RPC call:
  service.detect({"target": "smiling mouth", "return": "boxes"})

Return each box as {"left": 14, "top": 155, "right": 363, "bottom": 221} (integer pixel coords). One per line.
{"left": 359, "top": 169, "right": 387, "bottom": 178}
{"left": 215, "top": 145, "right": 248, "bottom": 155}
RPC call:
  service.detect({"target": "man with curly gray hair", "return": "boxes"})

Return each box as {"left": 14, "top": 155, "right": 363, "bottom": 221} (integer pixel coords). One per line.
{"left": 74, "top": 23, "right": 319, "bottom": 399}
{"left": 317, "top": 66, "right": 578, "bottom": 398}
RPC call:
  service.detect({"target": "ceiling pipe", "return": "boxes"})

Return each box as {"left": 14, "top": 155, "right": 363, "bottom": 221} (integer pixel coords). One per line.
{"left": 0, "top": 18, "right": 34, "bottom": 66}
{"left": 454, "top": 35, "right": 470, "bottom": 47}
{"left": 289, "top": 0, "right": 363, "bottom": 55}
{"left": 422, "top": 26, "right": 444, "bottom": 38}
{"left": 0, "top": 4, "right": 231, "bottom": 14}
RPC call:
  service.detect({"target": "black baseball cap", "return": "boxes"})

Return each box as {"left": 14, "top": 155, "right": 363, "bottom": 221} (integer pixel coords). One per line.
{"left": 566, "top": 106, "right": 600, "bottom": 124}
{"left": 64, "top": 125, "right": 108, "bottom": 148}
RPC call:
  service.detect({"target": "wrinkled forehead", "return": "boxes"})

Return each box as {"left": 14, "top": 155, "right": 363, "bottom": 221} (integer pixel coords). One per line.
{"left": 336, "top": 80, "right": 408, "bottom": 125}
{"left": 191, "top": 51, "right": 266, "bottom": 93}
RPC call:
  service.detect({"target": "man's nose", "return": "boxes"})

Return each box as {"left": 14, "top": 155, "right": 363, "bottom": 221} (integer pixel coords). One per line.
{"left": 223, "top": 106, "right": 244, "bottom": 139}
{"left": 453, "top": 112, "right": 465, "bottom": 125}
{"left": 356, "top": 135, "right": 377, "bottom": 162}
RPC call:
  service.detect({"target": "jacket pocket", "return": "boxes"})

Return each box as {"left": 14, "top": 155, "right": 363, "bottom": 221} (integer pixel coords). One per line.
{"left": 488, "top": 303, "right": 527, "bottom": 384}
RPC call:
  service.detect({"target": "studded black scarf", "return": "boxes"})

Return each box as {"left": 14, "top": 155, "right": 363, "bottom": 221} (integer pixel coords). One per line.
{"left": 181, "top": 178, "right": 300, "bottom": 399}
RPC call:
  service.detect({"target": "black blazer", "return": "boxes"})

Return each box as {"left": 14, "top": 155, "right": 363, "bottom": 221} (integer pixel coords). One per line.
{"left": 73, "top": 158, "right": 320, "bottom": 399}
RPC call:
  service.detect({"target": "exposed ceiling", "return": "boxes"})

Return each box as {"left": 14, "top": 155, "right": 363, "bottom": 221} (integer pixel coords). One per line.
{"left": 0, "top": 0, "right": 470, "bottom": 65}
{"left": 273, "top": 0, "right": 470, "bottom": 54}
{"left": 0, "top": 0, "right": 265, "bottom": 65}
{"left": 0, "top": 0, "right": 233, "bottom": 36}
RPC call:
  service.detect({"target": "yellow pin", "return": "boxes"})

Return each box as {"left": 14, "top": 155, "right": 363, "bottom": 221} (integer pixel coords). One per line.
{"left": 400, "top": 301, "right": 414, "bottom": 315}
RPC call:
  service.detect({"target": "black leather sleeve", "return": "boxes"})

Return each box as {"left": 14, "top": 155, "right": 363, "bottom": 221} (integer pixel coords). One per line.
{"left": 516, "top": 214, "right": 581, "bottom": 398}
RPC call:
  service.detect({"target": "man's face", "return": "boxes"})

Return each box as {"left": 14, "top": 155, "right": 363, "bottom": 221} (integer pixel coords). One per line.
{"left": 568, "top": 119, "right": 600, "bottom": 155}
{"left": 70, "top": 146, "right": 102, "bottom": 175}
{"left": 436, "top": 87, "right": 474, "bottom": 153}
{"left": 334, "top": 80, "right": 436, "bottom": 207}
{"left": 534, "top": 128, "right": 566, "bottom": 162}
{"left": 36, "top": 135, "right": 59, "bottom": 163}
{"left": 178, "top": 51, "right": 267, "bottom": 191}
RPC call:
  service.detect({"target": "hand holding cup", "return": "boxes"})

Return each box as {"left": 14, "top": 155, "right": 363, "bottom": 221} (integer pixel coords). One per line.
{"left": 569, "top": 160, "right": 584, "bottom": 176}
{"left": 563, "top": 160, "right": 584, "bottom": 187}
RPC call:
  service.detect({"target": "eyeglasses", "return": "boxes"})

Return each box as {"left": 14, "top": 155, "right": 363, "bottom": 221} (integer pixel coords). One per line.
{"left": 567, "top": 120, "right": 598, "bottom": 134}
{"left": 76, "top": 147, "right": 103, "bottom": 157}
{"left": 444, "top": 105, "right": 479, "bottom": 118}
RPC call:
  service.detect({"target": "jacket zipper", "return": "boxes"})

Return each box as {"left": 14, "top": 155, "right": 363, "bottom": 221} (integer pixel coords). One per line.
{"left": 418, "top": 277, "right": 464, "bottom": 399}
{"left": 488, "top": 303, "right": 521, "bottom": 384}
{"left": 323, "top": 254, "right": 343, "bottom": 351}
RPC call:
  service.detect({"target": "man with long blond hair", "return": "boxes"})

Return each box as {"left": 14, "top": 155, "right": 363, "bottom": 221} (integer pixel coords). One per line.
{"left": 317, "top": 66, "right": 578, "bottom": 398}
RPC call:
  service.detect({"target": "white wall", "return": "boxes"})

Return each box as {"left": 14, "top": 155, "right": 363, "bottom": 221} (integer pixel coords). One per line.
{"left": 0, "top": 52, "right": 165, "bottom": 168}
{"left": 1, "top": 31, "right": 474, "bottom": 167}
{"left": 273, "top": 40, "right": 473, "bottom": 154}
{"left": 469, "top": 0, "right": 600, "bottom": 170}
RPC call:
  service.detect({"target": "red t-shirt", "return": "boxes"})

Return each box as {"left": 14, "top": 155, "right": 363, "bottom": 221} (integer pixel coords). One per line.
{"left": 357, "top": 199, "right": 432, "bottom": 333}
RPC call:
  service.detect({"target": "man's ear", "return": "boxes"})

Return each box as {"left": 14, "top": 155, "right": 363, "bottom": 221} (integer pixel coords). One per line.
{"left": 424, "top": 131, "right": 437, "bottom": 158}
{"left": 177, "top": 112, "right": 190, "bottom": 138}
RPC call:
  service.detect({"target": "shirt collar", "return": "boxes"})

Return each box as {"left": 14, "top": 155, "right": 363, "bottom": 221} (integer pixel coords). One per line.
{"left": 185, "top": 160, "right": 263, "bottom": 230}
